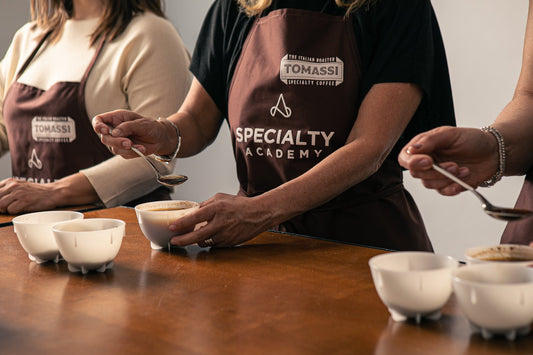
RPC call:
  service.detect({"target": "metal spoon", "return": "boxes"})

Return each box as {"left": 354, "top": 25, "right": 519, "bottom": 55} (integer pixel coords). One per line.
{"left": 432, "top": 163, "right": 532, "bottom": 221}
{"left": 131, "top": 146, "right": 188, "bottom": 187}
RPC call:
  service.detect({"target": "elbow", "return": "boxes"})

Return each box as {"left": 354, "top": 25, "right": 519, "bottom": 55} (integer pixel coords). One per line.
{"left": 364, "top": 146, "right": 396, "bottom": 178}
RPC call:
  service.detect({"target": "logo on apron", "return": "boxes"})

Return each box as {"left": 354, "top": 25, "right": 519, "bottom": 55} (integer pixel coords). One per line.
{"left": 270, "top": 94, "right": 292, "bottom": 118}
{"left": 31, "top": 116, "right": 76, "bottom": 143}
{"left": 28, "top": 148, "right": 43, "bottom": 169}
{"left": 280, "top": 54, "right": 344, "bottom": 86}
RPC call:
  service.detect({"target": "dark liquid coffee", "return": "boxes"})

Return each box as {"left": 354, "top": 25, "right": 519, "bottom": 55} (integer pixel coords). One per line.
{"left": 479, "top": 256, "right": 533, "bottom": 262}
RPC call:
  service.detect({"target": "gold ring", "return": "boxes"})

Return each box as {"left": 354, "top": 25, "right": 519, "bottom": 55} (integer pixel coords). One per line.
{"left": 200, "top": 237, "right": 215, "bottom": 247}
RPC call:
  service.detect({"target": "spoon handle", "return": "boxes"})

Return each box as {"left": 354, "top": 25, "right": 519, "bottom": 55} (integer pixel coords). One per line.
{"left": 431, "top": 163, "right": 476, "bottom": 192}
{"left": 131, "top": 146, "right": 161, "bottom": 176}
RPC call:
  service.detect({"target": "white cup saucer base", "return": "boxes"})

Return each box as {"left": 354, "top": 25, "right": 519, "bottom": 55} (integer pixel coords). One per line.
{"left": 67, "top": 261, "right": 114, "bottom": 275}
{"left": 150, "top": 242, "right": 166, "bottom": 250}
{"left": 28, "top": 253, "right": 62, "bottom": 264}
{"left": 470, "top": 323, "right": 531, "bottom": 341}
{"left": 388, "top": 308, "right": 442, "bottom": 324}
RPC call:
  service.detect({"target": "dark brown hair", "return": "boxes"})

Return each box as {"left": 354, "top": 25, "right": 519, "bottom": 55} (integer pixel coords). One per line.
{"left": 237, "top": 0, "right": 375, "bottom": 16}
{"left": 30, "top": 0, "right": 165, "bottom": 46}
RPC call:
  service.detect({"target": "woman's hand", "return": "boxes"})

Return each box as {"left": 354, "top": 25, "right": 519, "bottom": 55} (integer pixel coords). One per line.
{"left": 168, "top": 193, "right": 274, "bottom": 248}
{"left": 0, "top": 178, "right": 61, "bottom": 214}
{"left": 398, "top": 126, "right": 500, "bottom": 195}
{"left": 92, "top": 109, "right": 173, "bottom": 158}
{"left": 0, "top": 173, "right": 99, "bottom": 214}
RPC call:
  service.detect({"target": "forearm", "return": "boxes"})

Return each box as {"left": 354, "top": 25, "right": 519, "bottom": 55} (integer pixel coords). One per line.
{"left": 50, "top": 172, "right": 101, "bottom": 207}
{"left": 166, "top": 78, "right": 224, "bottom": 158}
{"left": 254, "top": 140, "right": 387, "bottom": 227}
{"left": 167, "top": 110, "right": 220, "bottom": 158}
{"left": 494, "top": 0, "right": 533, "bottom": 175}
{"left": 493, "top": 91, "right": 533, "bottom": 175}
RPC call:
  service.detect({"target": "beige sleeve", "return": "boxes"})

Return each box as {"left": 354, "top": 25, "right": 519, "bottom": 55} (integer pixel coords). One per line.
{"left": 80, "top": 14, "right": 192, "bottom": 207}
{"left": 0, "top": 57, "right": 9, "bottom": 156}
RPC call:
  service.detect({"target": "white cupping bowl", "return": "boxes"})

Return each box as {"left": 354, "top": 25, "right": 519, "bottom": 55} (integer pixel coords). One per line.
{"left": 135, "top": 200, "right": 199, "bottom": 250}
{"left": 452, "top": 263, "right": 533, "bottom": 340}
{"left": 12, "top": 211, "right": 84, "bottom": 264}
{"left": 369, "top": 251, "right": 458, "bottom": 323}
{"left": 52, "top": 218, "right": 125, "bottom": 274}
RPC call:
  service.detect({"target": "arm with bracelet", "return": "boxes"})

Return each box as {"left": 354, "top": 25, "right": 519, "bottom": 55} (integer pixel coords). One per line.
{"left": 399, "top": 0, "right": 533, "bottom": 193}
{"left": 153, "top": 117, "right": 181, "bottom": 163}
{"left": 96, "top": 78, "right": 224, "bottom": 162}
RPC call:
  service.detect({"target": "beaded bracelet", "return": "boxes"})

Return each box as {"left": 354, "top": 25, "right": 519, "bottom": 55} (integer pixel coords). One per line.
{"left": 479, "top": 126, "right": 505, "bottom": 187}
{"left": 153, "top": 117, "right": 181, "bottom": 164}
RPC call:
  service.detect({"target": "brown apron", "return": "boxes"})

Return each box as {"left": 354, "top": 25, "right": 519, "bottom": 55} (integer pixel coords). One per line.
{"left": 3, "top": 31, "right": 169, "bottom": 206}
{"left": 227, "top": 8, "right": 432, "bottom": 251}
{"left": 501, "top": 171, "right": 533, "bottom": 245}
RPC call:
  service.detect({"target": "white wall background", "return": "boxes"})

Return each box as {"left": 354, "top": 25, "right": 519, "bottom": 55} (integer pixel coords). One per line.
{"left": 0, "top": 0, "right": 529, "bottom": 260}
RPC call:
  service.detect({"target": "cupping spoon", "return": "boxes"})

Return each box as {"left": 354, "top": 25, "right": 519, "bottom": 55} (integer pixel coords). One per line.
{"left": 131, "top": 146, "right": 188, "bottom": 187}
{"left": 432, "top": 163, "right": 532, "bottom": 221}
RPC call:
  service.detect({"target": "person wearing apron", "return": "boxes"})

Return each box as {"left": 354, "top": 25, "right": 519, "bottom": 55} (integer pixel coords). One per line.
{"left": 501, "top": 172, "right": 533, "bottom": 245}
{"left": 398, "top": 0, "right": 533, "bottom": 248}
{"left": 0, "top": 0, "right": 191, "bottom": 214}
{"left": 94, "top": 0, "right": 455, "bottom": 251}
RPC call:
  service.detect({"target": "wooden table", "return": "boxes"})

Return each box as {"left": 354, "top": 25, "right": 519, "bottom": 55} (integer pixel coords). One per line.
{"left": 0, "top": 207, "right": 531, "bottom": 354}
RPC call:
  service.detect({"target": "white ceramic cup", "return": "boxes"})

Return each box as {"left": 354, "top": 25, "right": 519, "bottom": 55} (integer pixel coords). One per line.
{"left": 12, "top": 210, "right": 84, "bottom": 264}
{"left": 452, "top": 263, "right": 533, "bottom": 340}
{"left": 135, "top": 200, "right": 199, "bottom": 250}
{"left": 465, "top": 244, "right": 533, "bottom": 266}
{"left": 369, "top": 251, "right": 458, "bottom": 323}
{"left": 52, "top": 218, "right": 125, "bottom": 274}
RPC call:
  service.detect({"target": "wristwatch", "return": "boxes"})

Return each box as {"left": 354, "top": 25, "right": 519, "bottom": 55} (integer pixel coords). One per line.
{"left": 153, "top": 117, "right": 181, "bottom": 163}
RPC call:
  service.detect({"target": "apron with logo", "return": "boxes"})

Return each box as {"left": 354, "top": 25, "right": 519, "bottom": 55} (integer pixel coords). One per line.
{"left": 227, "top": 8, "right": 432, "bottom": 251}
{"left": 3, "top": 31, "right": 169, "bottom": 206}
{"left": 501, "top": 171, "right": 533, "bottom": 245}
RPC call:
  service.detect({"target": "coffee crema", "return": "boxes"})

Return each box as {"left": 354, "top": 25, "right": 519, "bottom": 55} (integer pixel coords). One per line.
{"left": 147, "top": 207, "right": 189, "bottom": 212}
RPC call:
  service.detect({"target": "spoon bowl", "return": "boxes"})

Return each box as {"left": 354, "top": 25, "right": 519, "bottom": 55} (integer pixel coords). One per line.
{"left": 432, "top": 163, "right": 532, "bottom": 221}
{"left": 131, "top": 146, "right": 188, "bottom": 187}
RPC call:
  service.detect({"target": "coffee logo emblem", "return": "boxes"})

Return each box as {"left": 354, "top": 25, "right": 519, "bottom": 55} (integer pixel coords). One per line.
{"left": 28, "top": 148, "right": 42, "bottom": 170}
{"left": 270, "top": 94, "right": 292, "bottom": 118}
{"left": 280, "top": 54, "right": 344, "bottom": 86}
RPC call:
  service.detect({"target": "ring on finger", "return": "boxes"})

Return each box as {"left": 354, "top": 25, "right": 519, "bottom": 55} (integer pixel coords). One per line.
{"left": 198, "top": 237, "right": 215, "bottom": 248}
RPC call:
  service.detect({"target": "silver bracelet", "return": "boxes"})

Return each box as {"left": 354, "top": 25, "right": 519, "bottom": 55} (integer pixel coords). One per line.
{"left": 153, "top": 117, "right": 181, "bottom": 163}
{"left": 479, "top": 125, "right": 505, "bottom": 187}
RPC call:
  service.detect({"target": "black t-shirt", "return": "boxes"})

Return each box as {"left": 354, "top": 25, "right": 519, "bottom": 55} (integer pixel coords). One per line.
{"left": 190, "top": 0, "right": 455, "bottom": 154}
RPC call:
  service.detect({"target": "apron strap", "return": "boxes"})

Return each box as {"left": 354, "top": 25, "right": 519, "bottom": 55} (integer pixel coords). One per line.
{"left": 15, "top": 31, "right": 52, "bottom": 81}
{"left": 80, "top": 37, "right": 106, "bottom": 87}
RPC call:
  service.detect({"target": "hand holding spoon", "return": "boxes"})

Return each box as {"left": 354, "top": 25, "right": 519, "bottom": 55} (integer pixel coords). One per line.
{"left": 131, "top": 146, "right": 188, "bottom": 187}
{"left": 432, "top": 163, "right": 532, "bottom": 221}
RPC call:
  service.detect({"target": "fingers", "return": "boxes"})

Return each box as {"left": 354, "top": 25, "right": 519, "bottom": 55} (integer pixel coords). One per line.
{"left": 398, "top": 148, "right": 433, "bottom": 171}
{"left": 405, "top": 126, "right": 459, "bottom": 155}
{"left": 99, "top": 134, "right": 136, "bottom": 157}
{"left": 0, "top": 179, "right": 50, "bottom": 214}
{"left": 0, "top": 179, "right": 17, "bottom": 213}
{"left": 93, "top": 110, "right": 149, "bottom": 157}
{"left": 404, "top": 158, "right": 470, "bottom": 196}
{"left": 93, "top": 110, "right": 143, "bottom": 131}
{"left": 168, "top": 205, "right": 214, "bottom": 246}
{"left": 399, "top": 126, "right": 460, "bottom": 168}
{"left": 172, "top": 223, "right": 219, "bottom": 247}
{"left": 398, "top": 126, "right": 476, "bottom": 197}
